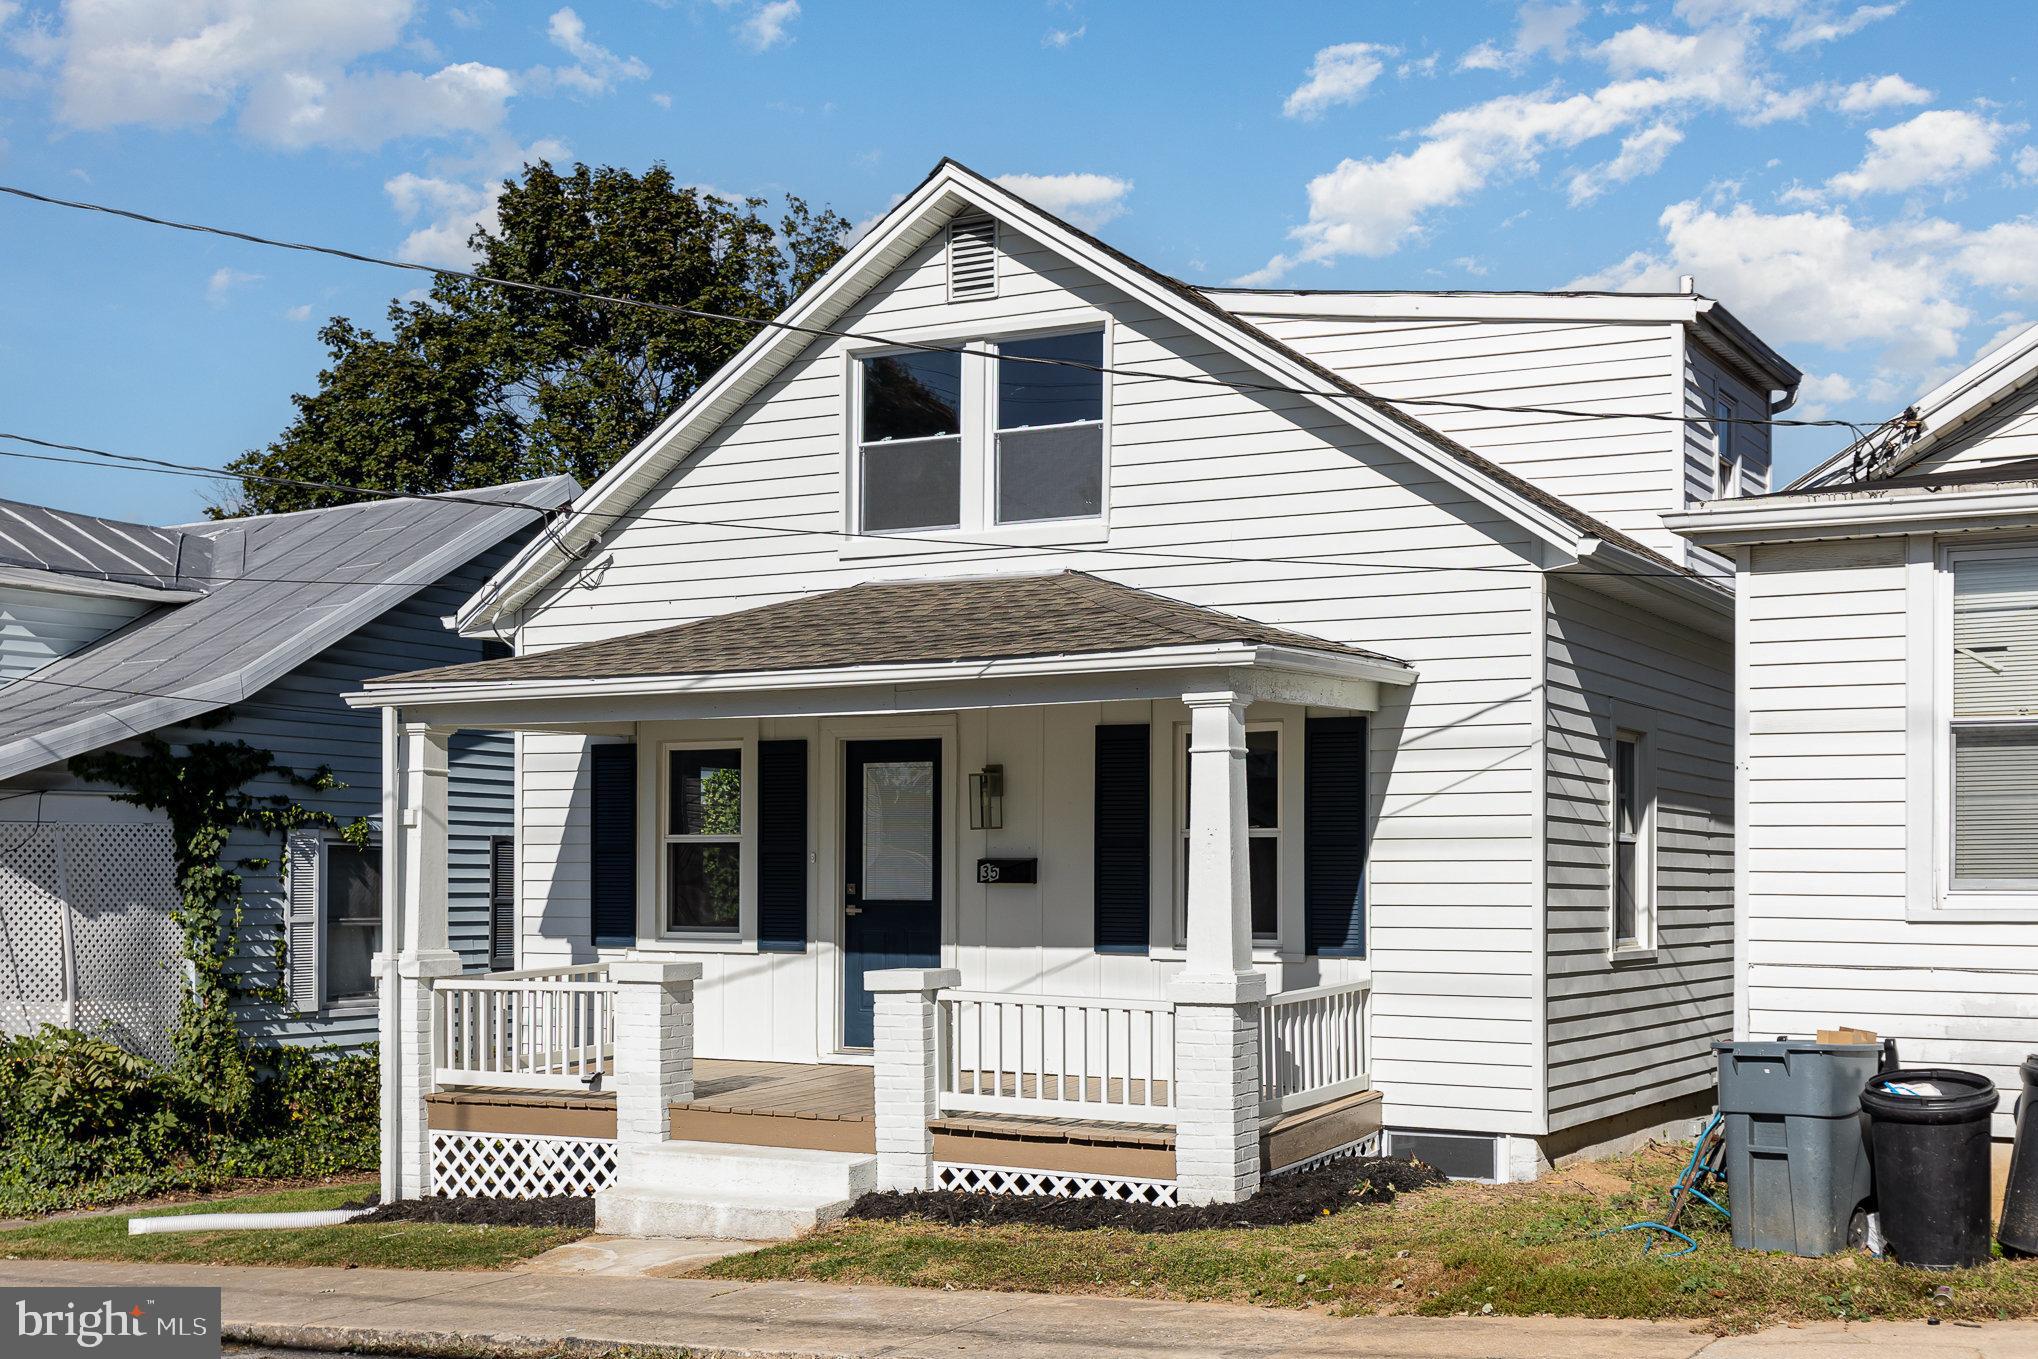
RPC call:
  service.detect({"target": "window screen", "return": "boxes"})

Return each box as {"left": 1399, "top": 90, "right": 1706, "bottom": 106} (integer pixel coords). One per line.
{"left": 996, "top": 331, "right": 1103, "bottom": 524}
{"left": 860, "top": 352, "right": 962, "bottom": 531}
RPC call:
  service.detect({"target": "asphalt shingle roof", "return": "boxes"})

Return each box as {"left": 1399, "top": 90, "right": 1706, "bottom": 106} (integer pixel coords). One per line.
{"left": 375, "top": 570, "right": 1402, "bottom": 687}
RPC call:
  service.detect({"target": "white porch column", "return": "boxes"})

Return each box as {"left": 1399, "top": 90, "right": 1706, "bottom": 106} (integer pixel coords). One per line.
{"left": 868, "top": 966, "right": 960, "bottom": 1192}
{"left": 1168, "top": 691, "right": 1265, "bottom": 1205}
{"left": 609, "top": 956, "right": 701, "bottom": 1158}
{"left": 384, "top": 720, "right": 460, "bottom": 1202}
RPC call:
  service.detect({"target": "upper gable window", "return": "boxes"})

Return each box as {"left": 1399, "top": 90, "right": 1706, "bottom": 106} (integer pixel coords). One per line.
{"left": 853, "top": 326, "right": 1106, "bottom": 538}
{"left": 1712, "top": 396, "right": 1739, "bottom": 499}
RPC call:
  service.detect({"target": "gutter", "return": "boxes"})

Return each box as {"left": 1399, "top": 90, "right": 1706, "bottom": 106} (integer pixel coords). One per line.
{"left": 1668, "top": 482, "right": 2038, "bottom": 547}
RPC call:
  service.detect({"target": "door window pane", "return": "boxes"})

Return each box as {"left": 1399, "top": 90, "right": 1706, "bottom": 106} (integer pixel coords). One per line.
{"left": 324, "top": 844, "right": 380, "bottom": 1002}
{"left": 862, "top": 760, "right": 934, "bottom": 899}
{"left": 862, "top": 437, "right": 962, "bottom": 531}
{"left": 862, "top": 352, "right": 960, "bottom": 442}
{"left": 669, "top": 749, "right": 741, "bottom": 835}
{"left": 668, "top": 843, "right": 740, "bottom": 930}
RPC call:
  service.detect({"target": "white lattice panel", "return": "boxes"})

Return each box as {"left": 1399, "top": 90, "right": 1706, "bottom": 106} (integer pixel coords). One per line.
{"left": 1269, "top": 1131, "right": 1383, "bottom": 1179}
{"left": 62, "top": 825, "right": 180, "bottom": 1063}
{"left": 935, "top": 1161, "right": 1178, "bottom": 1206}
{"left": 0, "top": 825, "right": 68, "bottom": 1036}
{"left": 429, "top": 1130, "right": 617, "bottom": 1198}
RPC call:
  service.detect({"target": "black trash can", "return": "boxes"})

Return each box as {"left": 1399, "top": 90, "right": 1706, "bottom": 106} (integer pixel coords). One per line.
{"left": 2001, "top": 1054, "right": 2038, "bottom": 1257}
{"left": 1860, "top": 1068, "right": 2000, "bottom": 1269}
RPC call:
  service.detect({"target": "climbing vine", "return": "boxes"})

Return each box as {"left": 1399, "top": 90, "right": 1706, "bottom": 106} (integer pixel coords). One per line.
{"left": 69, "top": 717, "right": 367, "bottom": 1131}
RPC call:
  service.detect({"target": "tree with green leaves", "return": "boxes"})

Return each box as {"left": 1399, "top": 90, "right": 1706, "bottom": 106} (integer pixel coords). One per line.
{"left": 220, "top": 161, "right": 849, "bottom": 515}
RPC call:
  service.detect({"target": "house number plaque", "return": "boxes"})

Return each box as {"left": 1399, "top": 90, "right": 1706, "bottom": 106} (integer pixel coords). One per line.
{"left": 975, "top": 858, "right": 1037, "bottom": 884}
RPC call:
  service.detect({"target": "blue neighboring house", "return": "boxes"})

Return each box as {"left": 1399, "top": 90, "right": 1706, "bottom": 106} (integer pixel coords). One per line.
{"left": 0, "top": 477, "right": 577, "bottom": 1056}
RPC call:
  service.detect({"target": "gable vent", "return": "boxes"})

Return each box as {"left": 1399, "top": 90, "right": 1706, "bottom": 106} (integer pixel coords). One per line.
{"left": 947, "top": 217, "right": 998, "bottom": 301}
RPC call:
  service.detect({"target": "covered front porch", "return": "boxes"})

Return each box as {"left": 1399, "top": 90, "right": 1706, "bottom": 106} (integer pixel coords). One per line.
{"left": 353, "top": 572, "right": 1412, "bottom": 1222}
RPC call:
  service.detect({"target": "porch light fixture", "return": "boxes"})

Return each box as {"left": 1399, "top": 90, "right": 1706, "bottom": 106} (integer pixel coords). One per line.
{"left": 969, "top": 764, "right": 1004, "bottom": 830}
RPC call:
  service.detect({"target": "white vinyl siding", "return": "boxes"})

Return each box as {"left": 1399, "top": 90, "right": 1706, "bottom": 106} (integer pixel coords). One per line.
{"left": 0, "top": 587, "right": 151, "bottom": 687}
{"left": 513, "top": 220, "right": 1552, "bottom": 1136}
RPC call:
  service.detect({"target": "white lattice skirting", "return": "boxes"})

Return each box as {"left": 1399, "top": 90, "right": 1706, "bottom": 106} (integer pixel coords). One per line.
{"left": 429, "top": 1131, "right": 617, "bottom": 1198}
{"left": 935, "top": 1161, "right": 1179, "bottom": 1206}
{"left": 1269, "top": 1130, "right": 1384, "bottom": 1179}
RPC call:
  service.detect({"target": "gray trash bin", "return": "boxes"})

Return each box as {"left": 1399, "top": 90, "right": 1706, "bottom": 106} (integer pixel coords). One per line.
{"left": 1714, "top": 1040, "right": 1881, "bottom": 1256}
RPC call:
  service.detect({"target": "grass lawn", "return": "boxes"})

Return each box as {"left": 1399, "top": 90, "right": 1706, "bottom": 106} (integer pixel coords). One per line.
{"left": 704, "top": 1143, "right": 2038, "bottom": 1332}
{"left": 0, "top": 1183, "right": 587, "bottom": 1272}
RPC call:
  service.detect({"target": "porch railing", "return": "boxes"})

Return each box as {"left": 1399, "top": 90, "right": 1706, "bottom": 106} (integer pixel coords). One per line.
{"left": 937, "top": 990, "right": 1177, "bottom": 1125}
{"left": 432, "top": 963, "right": 616, "bottom": 1092}
{"left": 1259, "top": 978, "right": 1371, "bottom": 1117}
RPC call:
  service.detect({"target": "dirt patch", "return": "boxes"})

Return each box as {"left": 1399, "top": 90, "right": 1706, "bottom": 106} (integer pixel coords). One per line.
{"left": 845, "top": 1155, "right": 1445, "bottom": 1234}
{"left": 353, "top": 1195, "right": 596, "bottom": 1229}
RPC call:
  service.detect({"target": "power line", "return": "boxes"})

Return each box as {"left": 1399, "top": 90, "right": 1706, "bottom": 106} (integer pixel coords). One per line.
{"left": 0, "top": 431, "right": 1730, "bottom": 586}
{"left": 0, "top": 180, "right": 1850, "bottom": 434}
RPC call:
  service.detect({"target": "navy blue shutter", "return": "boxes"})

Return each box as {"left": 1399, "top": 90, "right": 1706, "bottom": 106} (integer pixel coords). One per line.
{"left": 589, "top": 743, "right": 637, "bottom": 947}
{"left": 758, "top": 739, "right": 808, "bottom": 952}
{"left": 1093, "top": 723, "right": 1151, "bottom": 955}
{"left": 1304, "top": 716, "right": 1367, "bottom": 957}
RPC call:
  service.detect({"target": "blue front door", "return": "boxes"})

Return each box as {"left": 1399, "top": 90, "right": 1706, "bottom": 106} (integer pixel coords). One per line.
{"left": 842, "top": 739, "right": 942, "bottom": 1049}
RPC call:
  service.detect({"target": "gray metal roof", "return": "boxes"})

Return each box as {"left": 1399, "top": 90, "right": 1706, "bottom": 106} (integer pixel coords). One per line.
{"left": 0, "top": 477, "right": 578, "bottom": 781}
{"left": 0, "top": 498, "right": 212, "bottom": 596}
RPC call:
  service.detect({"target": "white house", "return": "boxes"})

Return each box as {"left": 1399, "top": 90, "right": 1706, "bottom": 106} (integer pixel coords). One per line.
{"left": 349, "top": 160, "right": 1801, "bottom": 1233}
{"left": 1672, "top": 323, "right": 2038, "bottom": 1139}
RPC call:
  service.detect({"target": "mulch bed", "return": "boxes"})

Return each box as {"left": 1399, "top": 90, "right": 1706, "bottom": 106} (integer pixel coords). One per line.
{"left": 350, "top": 1194, "right": 596, "bottom": 1228}
{"left": 844, "top": 1154, "right": 1446, "bottom": 1234}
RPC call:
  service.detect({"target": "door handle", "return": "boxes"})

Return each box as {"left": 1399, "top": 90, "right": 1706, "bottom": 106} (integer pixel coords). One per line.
{"left": 844, "top": 905, "right": 862, "bottom": 916}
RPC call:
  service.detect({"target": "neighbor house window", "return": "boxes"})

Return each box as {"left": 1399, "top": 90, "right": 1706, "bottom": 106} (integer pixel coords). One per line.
{"left": 1178, "top": 725, "right": 1280, "bottom": 942}
{"left": 1712, "top": 397, "right": 1738, "bottom": 499}
{"left": 1611, "top": 731, "right": 1652, "bottom": 951}
{"left": 995, "top": 329, "right": 1104, "bottom": 523}
{"left": 323, "top": 842, "right": 381, "bottom": 1003}
{"left": 854, "top": 327, "right": 1105, "bottom": 536}
{"left": 665, "top": 747, "right": 743, "bottom": 932}
{"left": 1949, "top": 550, "right": 2038, "bottom": 889}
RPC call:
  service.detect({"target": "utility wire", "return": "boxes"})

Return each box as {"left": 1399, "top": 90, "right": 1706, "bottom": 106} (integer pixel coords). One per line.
{"left": 0, "top": 180, "right": 1853, "bottom": 434}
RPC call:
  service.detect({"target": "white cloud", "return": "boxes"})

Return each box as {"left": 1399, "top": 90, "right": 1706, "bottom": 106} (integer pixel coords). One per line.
{"left": 284, "top": 303, "right": 312, "bottom": 321}
{"left": 1672, "top": 0, "right": 1899, "bottom": 50}
{"left": 1568, "top": 121, "right": 1683, "bottom": 203}
{"left": 650, "top": 91, "right": 671, "bottom": 110}
{"left": 1397, "top": 53, "right": 1439, "bottom": 78}
{"left": 1778, "top": 2, "right": 1901, "bottom": 50}
{"left": 1043, "top": 23, "right": 1085, "bottom": 49}
{"left": 2014, "top": 145, "right": 2038, "bottom": 180}
{"left": 1458, "top": 2, "right": 1587, "bottom": 73}
{"left": 1826, "top": 108, "right": 2009, "bottom": 198}
{"left": 1794, "top": 370, "right": 1859, "bottom": 418}
{"left": 993, "top": 172, "right": 1133, "bottom": 230}
{"left": 531, "top": 7, "right": 647, "bottom": 96}
{"left": 1834, "top": 73, "right": 1931, "bottom": 114}
{"left": 1282, "top": 42, "right": 1391, "bottom": 120}
{"left": 242, "top": 60, "right": 514, "bottom": 150}
{"left": 736, "top": 0, "right": 799, "bottom": 52}
{"left": 385, "top": 136, "right": 568, "bottom": 268}
{"left": 205, "top": 266, "right": 260, "bottom": 305}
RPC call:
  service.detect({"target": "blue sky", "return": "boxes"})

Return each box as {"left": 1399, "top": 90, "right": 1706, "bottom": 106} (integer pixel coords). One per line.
{"left": 0, "top": 0, "right": 2032, "bottom": 523}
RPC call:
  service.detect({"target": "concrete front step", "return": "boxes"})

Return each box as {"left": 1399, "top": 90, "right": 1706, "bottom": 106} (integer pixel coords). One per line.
{"left": 595, "top": 1138, "right": 877, "bottom": 1240}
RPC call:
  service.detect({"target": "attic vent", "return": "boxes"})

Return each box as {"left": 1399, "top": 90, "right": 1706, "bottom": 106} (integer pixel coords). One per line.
{"left": 947, "top": 217, "right": 998, "bottom": 301}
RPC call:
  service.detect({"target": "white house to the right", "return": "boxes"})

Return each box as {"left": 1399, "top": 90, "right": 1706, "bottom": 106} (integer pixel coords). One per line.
{"left": 1669, "top": 323, "right": 2038, "bottom": 1138}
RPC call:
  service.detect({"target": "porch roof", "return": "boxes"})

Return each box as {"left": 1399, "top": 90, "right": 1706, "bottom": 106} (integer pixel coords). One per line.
{"left": 352, "top": 571, "right": 1410, "bottom": 725}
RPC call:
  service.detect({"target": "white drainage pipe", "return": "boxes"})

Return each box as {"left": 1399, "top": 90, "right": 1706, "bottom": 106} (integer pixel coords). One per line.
{"left": 128, "top": 1208, "right": 373, "bottom": 1235}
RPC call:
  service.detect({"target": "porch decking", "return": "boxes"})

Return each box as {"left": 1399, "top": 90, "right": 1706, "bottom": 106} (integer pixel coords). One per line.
{"left": 426, "top": 1057, "right": 1383, "bottom": 1180}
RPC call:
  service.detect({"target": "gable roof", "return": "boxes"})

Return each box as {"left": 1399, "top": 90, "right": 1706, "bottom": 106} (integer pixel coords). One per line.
{"left": 1789, "top": 322, "right": 2038, "bottom": 490}
{"left": 376, "top": 570, "right": 1401, "bottom": 689}
{"left": 457, "top": 158, "right": 1706, "bottom": 634}
{"left": 0, "top": 499, "right": 211, "bottom": 601}
{"left": 0, "top": 476, "right": 577, "bottom": 782}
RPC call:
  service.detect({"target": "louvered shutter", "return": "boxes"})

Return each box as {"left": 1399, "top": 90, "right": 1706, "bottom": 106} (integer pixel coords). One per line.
{"left": 285, "top": 830, "right": 322, "bottom": 1011}
{"left": 1304, "top": 716, "right": 1367, "bottom": 957}
{"left": 589, "top": 744, "right": 637, "bottom": 947}
{"left": 947, "top": 217, "right": 998, "bottom": 301}
{"left": 758, "top": 739, "right": 808, "bottom": 951}
{"left": 1093, "top": 723, "right": 1151, "bottom": 954}
{"left": 488, "top": 836, "right": 515, "bottom": 971}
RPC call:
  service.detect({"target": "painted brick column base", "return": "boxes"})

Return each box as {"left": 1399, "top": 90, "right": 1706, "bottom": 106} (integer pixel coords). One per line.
{"left": 390, "top": 950, "right": 462, "bottom": 1202}
{"left": 868, "top": 967, "right": 961, "bottom": 1192}
{"left": 1168, "top": 970, "right": 1267, "bottom": 1205}
{"left": 609, "top": 957, "right": 702, "bottom": 1165}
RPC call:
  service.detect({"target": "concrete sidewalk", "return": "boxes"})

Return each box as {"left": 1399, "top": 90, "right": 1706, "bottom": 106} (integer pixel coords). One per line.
{"left": 2, "top": 1258, "right": 2031, "bottom": 1359}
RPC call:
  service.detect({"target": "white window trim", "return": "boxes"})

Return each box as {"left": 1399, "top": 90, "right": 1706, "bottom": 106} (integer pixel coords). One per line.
{"left": 1609, "top": 727, "right": 1658, "bottom": 960}
{"left": 319, "top": 834, "right": 382, "bottom": 1014}
{"left": 654, "top": 736, "right": 758, "bottom": 943}
{"left": 1168, "top": 718, "right": 1286, "bottom": 951}
{"left": 1918, "top": 538, "right": 2038, "bottom": 921}
{"left": 841, "top": 315, "right": 1112, "bottom": 558}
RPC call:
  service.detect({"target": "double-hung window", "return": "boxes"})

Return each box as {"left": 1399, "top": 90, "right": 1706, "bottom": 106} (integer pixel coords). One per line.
{"left": 854, "top": 327, "right": 1105, "bottom": 536}
{"left": 1948, "top": 549, "right": 2038, "bottom": 892}
{"left": 665, "top": 746, "right": 744, "bottom": 933}
{"left": 1712, "top": 397, "right": 1738, "bottom": 499}
{"left": 1610, "top": 730, "right": 1653, "bottom": 952}
{"left": 323, "top": 841, "right": 382, "bottom": 1003}
{"left": 1178, "top": 725, "right": 1280, "bottom": 943}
